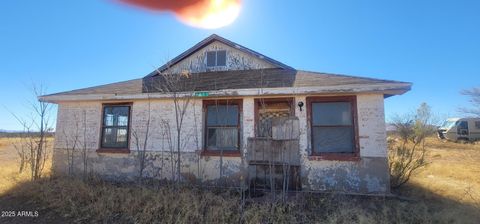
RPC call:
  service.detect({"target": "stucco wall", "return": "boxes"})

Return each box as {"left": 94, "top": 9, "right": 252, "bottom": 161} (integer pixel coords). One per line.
{"left": 164, "top": 41, "right": 276, "bottom": 74}
{"left": 53, "top": 93, "right": 389, "bottom": 194}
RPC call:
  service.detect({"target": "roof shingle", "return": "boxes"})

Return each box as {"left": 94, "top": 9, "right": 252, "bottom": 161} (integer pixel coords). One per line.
{"left": 42, "top": 68, "right": 410, "bottom": 99}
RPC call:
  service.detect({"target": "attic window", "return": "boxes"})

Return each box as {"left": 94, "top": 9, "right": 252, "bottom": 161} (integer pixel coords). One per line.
{"left": 206, "top": 50, "right": 226, "bottom": 67}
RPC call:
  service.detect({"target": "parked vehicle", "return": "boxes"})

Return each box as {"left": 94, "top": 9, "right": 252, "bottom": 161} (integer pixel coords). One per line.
{"left": 438, "top": 118, "right": 480, "bottom": 141}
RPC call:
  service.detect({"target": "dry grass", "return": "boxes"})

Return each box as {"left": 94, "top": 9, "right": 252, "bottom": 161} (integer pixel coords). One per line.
{"left": 0, "top": 177, "right": 443, "bottom": 223}
{"left": 1, "top": 137, "right": 479, "bottom": 223}
{"left": 0, "top": 137, "right": 52, "bottom": 195}
{"left": 407, "top": 138, "right": 480, "bottom": 207}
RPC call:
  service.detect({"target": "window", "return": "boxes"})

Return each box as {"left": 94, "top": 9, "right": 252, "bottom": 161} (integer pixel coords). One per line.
{"left": 441, "top": 120, "right": 457, "bottom": 129}
{"left": 457, "top": 121, "right": 468, "bottom": 135}
{"left": 475, "top": 121, "right": 480, "bottom": 129}
{"left": 101, "top": 104, "right": 131, "bottom": 150}
{"left": 308, "top": 96, "right": 358, "bottom": 158}
{"left": 204, "top": 100, "right": 241, "bottom": 154}
{"left": 206, "top": 50, "right": 227, "bottom": 67}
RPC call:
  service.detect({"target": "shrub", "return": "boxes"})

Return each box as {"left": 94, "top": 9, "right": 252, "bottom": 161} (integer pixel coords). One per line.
{"left": 389, "top": 103, "right": 437, "bottom": 188}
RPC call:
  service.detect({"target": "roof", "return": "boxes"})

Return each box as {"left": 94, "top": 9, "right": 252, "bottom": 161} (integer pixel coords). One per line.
{"left": 40, "top": 68, "right": 411, "bottom": 102}
{"left": 144, "top": 68, "right": 410, "bottom": 92}
{"left": 39, "top": 34, "right": 412, "bottom": 103}
{"left": 144, "top": 34, "right": 293, "bottom": 77}
{"left": 42, "top": 78, "right": 143, "bottom": 96}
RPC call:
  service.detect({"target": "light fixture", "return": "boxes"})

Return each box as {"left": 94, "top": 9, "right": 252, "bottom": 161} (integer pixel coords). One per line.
{"left": 298, "top": 101, "right": 304, "bottom": 111}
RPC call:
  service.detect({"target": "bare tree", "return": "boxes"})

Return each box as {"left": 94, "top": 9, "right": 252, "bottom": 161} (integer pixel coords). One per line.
{"left": 160, "top": 119, "right": 176, "bottom": 182}
{"left": 12, "top": 122, "right": 33, "bottom": 173}
{"left": 61, "top": 112, "right": 81, "bottom": 176}
{"left": 79, "top": 109, "right": 89, "bottom": 179}
{"left": 460, "top": 87, "right": 480, "bottom": 117}
{"left": 11, "top": 85, "right": 53, "bottom": 180}
{"left": 132, "top": 96, "right": 152, "bottom": 182}
{"left": 58, "top": 108, "right": 92, "bottom": 179}
{"left": 145, "top": 69, "right": 197, "bottom": 185}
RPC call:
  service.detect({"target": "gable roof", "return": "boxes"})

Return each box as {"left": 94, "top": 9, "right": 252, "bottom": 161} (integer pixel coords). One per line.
{"left": 40, "top": 68, "right": 411, "bottom": 102}
{"left": 39, "top": 34, "right": 412, "bottom": 103}
{"left": 144, "top": 34, "right": 293, "bottom": 77}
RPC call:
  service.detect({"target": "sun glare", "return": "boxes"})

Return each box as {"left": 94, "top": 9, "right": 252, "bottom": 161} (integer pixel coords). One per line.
{"left": 176, "top": 0, "right": 241, "bottom": 29}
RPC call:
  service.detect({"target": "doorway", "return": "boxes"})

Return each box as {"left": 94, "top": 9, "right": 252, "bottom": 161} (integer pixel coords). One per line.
{"left": 254, "top": 98, "right": 295, "bottom": 138}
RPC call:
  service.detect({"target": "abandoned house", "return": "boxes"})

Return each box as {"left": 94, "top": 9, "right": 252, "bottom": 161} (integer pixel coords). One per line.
{"left": 40, "top": 34, "right": 411, "bottom": 194}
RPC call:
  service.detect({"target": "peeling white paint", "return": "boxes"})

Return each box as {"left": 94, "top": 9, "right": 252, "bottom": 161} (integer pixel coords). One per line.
{"left": 53, "top": 93, "right": 390, "bottom": 193}
{"left": 164, "top": 41, "right": 276, "bottom": 74}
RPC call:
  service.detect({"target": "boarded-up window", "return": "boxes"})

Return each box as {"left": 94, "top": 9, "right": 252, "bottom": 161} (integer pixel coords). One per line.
{"left": 206, "top": 50, "right": 227, "bottom": 67}
{"left": 309, "top": 98, "right": 357, "bottom": 154}
{"left": 256, "top": 99, "right": 293, "bottom": 138}
{"left": 101, "top": 105, "right": 130, "bottom": 148}
{"left": 205, "top": 103, "right": 240, "bottom": 151}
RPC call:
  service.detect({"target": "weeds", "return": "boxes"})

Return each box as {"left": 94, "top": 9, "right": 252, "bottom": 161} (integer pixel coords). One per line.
{"left": 6, "top": 176, "right": 477, "bottom": 224}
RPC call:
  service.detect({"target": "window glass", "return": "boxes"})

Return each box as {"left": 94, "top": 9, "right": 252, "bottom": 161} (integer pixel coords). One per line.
{"left": 102, "top": 127, "right": 128, "bottom": 148}
{"left": 311, "top": 100, "right": 355, "bottom": 154}
{"left": 102, "top": 105, "right": 130, "bottom": 148}
{"left": 206, "top": 103, "right": 240, "bottom": 151}
{"left": 216, "top": 50, "right": 227, "bottom": 66}
{"left": 312, "top": 102, "right": 352, "bottom": 126}
{"left": 207, "top": 105, "right": 238, "bottom": 126}
{"left": 207, "top": 128, "right": 238, "bottom": 150}
{"left": 458, "top": 121, "right": 468, "bottom": 129}
{"left": 475, "top": 121, "right": 480, "bottom": 129}
{"left": 103, "top": 106, "right": 129, "bottom": 126}
{"left": 206, "top": 51, "right": 216, "bottom": 67}
{"left": 312, "top": 127, "right": 354, "bottom": 153}
{"left": 441, "top": 120, "right": 457, "bottom": 129}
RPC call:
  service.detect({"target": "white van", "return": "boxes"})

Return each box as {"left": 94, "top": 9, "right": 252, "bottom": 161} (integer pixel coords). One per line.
{"left": 438, "top": 118, "right": 480, "bottom": 141}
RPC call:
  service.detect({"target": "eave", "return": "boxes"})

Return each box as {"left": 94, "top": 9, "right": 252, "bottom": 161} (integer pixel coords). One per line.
{"left": 39, "top": 83, "right": 411, "bottom": 103}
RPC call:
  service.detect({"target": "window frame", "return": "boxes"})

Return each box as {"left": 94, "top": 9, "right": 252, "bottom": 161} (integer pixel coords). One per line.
{"left": 202, "top": 99, "right": 242, "bottom": 157}
{"left": 97, "top": 103, "right": 132, "bottom": 153}
{"left": 205, "top": 50, "right": 227, "bottom": 68}
{"left": 306, "top": 96, "right": 359, "bottom": 161}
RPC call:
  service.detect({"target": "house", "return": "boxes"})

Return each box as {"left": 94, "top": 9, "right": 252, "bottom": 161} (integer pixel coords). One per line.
{"left": 40, "top": 34, "right": 411, "bottom": 194}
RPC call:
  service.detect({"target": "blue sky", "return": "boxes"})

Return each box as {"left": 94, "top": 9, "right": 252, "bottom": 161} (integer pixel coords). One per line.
{"left": 1, "top": 0, "right": 479, "bottom": 130}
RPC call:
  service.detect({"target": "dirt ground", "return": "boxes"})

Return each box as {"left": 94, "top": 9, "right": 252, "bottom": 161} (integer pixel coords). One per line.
{"left": 0, "top": 137, "right": 479, "bottom": 223}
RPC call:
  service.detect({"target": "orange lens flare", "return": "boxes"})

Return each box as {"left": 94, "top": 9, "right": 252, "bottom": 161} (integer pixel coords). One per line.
{"left": 120, "top": 0, "right": 241, "bottom": 29}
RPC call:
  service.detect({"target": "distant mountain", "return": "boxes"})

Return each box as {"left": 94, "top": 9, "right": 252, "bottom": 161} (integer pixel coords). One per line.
{"left": 0, "top": 130, "right": 55, "bottom": 137}
{"left": 0, "top": 129, "right": 23, "bottom": 133}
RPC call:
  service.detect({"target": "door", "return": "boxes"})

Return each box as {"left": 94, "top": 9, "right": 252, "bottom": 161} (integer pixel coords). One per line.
{"left": 254, "top": 98, "right": 295, "bottom": 138}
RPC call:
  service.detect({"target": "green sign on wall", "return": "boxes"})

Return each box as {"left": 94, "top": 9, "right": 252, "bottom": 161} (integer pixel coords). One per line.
{"left": 194, "top": 92, "right": 209, "bottom": 97}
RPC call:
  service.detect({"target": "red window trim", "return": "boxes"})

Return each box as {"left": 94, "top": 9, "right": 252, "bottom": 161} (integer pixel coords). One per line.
{"left": 202, "top": 99, "right": 242, "bottom": 157}
{"left": 96, "top": 148, "right": 131, "bottom": 154}
{"left": 97, "top": 102, "right": 132, "bottom": 154}
{"left": 200, "top": 150, "right": 241, "bottom": 157}
{"left": 306, "top": 96, "right": 360, "bottom": 161}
